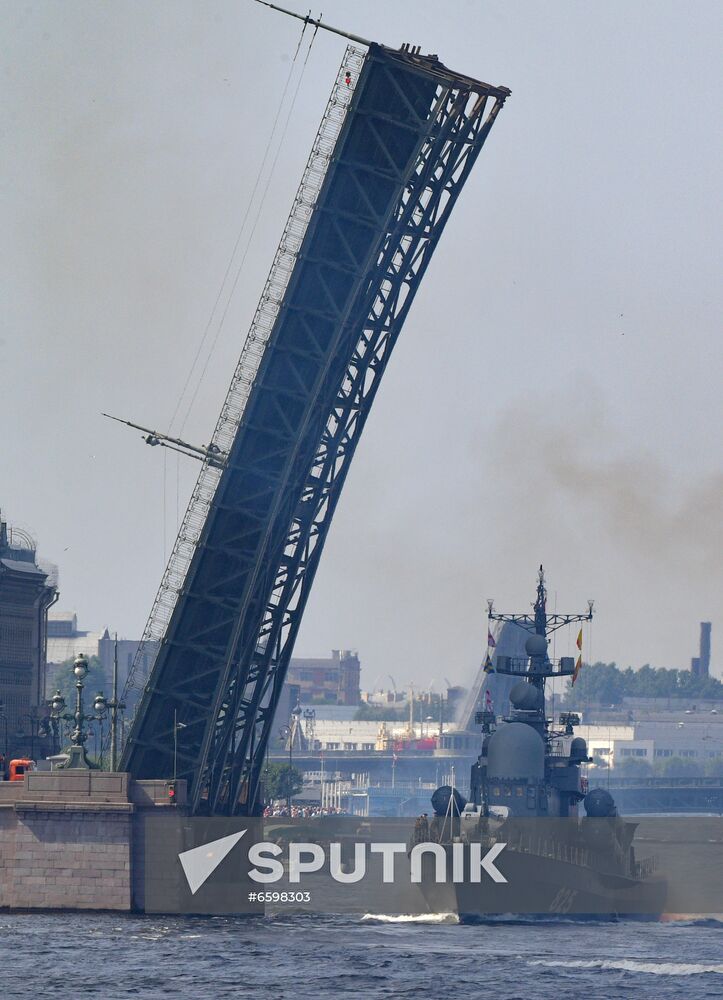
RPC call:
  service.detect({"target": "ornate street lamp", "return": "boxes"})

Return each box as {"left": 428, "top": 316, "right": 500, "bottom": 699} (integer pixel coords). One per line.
{"left": 48, "top": 653, "right": 105, "bottom": 769}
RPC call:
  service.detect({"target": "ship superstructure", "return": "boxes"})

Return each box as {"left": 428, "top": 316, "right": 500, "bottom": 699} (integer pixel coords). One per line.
{"left": 422, "top": 568, "right": 666, "bottom": 918}
{"left": 471, "top": 565, "right": 593, "bottom": 819}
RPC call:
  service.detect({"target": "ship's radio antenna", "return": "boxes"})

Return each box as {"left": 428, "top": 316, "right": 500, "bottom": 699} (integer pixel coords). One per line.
{"left": 253, "top": 0, "right": 373, "bottom": 47}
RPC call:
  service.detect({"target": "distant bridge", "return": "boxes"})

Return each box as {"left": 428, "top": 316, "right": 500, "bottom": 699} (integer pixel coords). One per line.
{"left": 606, "top": 776, "right": 723, "bottom": 814}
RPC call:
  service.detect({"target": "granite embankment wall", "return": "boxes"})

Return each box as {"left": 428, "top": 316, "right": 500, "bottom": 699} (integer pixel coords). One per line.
{"left": 0, "top": 771, "right": 185, "bottom": 910}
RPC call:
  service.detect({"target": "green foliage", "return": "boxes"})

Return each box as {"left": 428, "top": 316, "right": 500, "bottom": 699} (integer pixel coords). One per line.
{"left": 566, "top": 661, "right": 626, "bottom": 707}
{"left": 615, "top": 756, "right": 653, "bottom": 777}
{"left": 653, "top": 756, "right": 704, "bottom": 778}
{"left": 50, "top": 655, "right": 108, "bottom": 711}
{"left": 703, "top": 756, "right": 723, "bottom": 777}
{"left": 566, "top": 661, "right": 723, "bottom": 707}
{"left": 263, "top": 762, "right": 303, "bottom": 802}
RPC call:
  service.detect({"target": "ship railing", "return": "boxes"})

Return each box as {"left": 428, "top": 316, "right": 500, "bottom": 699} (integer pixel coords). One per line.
{"left": 499, "top": 830, "right": 657, "bottom": 878}
{"left": 502, "top": 832, "right": 591, "bottom": 869}
{"left": 634, "top": 856, "right": 657, "bottom": 879}
{"left": 493, "top": 656, "right": 577, "bottom": 677}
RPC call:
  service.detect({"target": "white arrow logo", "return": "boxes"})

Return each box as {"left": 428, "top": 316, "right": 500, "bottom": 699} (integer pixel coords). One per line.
{"left": 178, "top": 830, "right": 246, "bottom": 894}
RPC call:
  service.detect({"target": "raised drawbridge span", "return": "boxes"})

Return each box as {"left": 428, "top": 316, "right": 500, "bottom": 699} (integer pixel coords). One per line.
{"left": 121, "top": 36, "right": 509, "bottom": 815}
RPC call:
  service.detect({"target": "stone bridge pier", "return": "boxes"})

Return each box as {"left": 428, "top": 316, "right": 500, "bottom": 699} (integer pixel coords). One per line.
{"left": 0, "top": 770, "right": 185, "bottom": 910}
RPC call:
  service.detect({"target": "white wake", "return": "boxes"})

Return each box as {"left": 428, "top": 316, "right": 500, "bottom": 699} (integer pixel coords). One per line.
{"left": 361, "top": 912, "right": 459, "bottom": 924}
{"left": 529, "top": 958, "right": 723, "bottom": 976}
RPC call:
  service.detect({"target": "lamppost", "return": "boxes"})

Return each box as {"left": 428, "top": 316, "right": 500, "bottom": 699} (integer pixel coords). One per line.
{"left": 0, "top": 698, "right": 10, "bottom": 761}
{"left": 16, "top": 707, "right": 44, "bottom": 760}
{"left": 48, "top": 653, "right": 104, "bottom": 769}
{"left": 279, "top": 725, "right": 292, "bottom": 813}
{"left": 92, "top": 689, "right": 126, "bottom": 772}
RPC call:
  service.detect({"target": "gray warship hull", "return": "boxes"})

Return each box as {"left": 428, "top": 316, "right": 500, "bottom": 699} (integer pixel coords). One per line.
{"left": 418, "top": 844, "right": 667, "bottom": 920}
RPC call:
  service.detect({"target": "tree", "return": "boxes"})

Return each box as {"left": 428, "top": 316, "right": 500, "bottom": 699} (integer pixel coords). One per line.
{"left": 703, "top": 756, "right": 723, "bottom": 778}
{"left": 654, "top": 756, "right": 703, "bottom": 779}
{"left": 263, "top": 762, "right": 303, "bottom": 803}
{"left": 565, "top": 661, "right": 625, "bottom": 708}
{"left": 565, "top": 661, "right": 723, "bottom": 706}
{"left": 615, "top": 756, "right": 653, "bottom": 777}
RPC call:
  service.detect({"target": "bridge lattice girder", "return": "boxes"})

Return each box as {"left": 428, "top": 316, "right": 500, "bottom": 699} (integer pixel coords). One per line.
{"left": 121, "top": 43, "right": 509, "bottom": 814}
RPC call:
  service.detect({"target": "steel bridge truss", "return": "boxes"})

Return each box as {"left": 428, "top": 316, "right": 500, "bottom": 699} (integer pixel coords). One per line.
{"left": 122, "top": 43, "right": 509, "bottom": 814}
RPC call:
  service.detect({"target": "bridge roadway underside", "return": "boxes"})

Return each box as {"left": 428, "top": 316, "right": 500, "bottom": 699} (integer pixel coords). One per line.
{"left": 123, "top": 44, "right": 509, "bottom": 815}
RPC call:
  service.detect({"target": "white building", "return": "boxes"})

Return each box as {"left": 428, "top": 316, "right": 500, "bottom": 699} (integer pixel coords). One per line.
{"left": 578, "top": 716, "right": 723, "bottom": 768}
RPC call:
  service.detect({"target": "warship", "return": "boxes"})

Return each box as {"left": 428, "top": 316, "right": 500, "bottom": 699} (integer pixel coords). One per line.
{"left": 421, "top": 567, "right": 667, "bottom": 920}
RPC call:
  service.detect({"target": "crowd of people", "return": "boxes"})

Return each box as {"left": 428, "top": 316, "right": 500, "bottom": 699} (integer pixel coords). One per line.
{"left": 262, "top": 803, "right": 347, "bottom": 818}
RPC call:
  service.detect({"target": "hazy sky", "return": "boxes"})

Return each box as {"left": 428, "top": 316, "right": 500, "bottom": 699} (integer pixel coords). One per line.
{"left": 2, "top": 1, "right": 721, "bottom": 692}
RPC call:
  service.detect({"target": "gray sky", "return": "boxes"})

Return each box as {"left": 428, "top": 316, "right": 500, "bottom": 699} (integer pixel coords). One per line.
{"left": 2, "top": 0, "right": 721, "bottom": 691}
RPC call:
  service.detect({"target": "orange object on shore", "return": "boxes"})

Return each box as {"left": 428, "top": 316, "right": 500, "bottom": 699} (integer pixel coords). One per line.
{"left": 8, "top": 758, "right": 35, "bottom": 781}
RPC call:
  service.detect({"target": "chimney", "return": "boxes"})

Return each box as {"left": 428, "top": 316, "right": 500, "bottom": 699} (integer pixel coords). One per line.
{"left": 699, "top": 622, "right": 712, "bottom": 678}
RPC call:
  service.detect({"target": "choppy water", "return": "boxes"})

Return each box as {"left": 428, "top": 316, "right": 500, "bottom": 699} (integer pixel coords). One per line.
{"left": 1, "top": 913, "right": 721, "bottom": 999}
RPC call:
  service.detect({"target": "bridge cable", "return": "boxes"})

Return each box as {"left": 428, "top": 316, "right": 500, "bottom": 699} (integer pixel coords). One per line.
{"left": 108, "top": 21, "right": 311, "bottom": 762}
{"left": 166, "top": 16, "right": 311, "bottom": 439}
{"left": 176, "top": 20, "right": 319, "bottom": 438}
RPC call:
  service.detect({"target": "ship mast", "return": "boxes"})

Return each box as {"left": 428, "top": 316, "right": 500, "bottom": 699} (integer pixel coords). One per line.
{"left": 533, "top": 564, "right": 548, "bottom": 638}
{"left": 487, "top": 566, "right": 594, "bottom": 701}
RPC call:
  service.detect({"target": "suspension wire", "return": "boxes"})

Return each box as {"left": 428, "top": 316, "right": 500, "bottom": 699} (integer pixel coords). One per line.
{"left": 177, "top": 21, "right": 319, "bottom": 437}
{"left": 166, "top": 15, "right": 311, "bottom": 438}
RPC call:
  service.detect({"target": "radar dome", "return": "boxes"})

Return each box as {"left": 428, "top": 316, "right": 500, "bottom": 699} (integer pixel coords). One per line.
{"left": 584, "top": 788, "right": 617, "bottom": 817}
{"left": 509, "top": 681, "right": 543, "bottom": 711}
{"left": 431, "top": 785, "right": 467, "bottom": 818}
{"left": 525, "top": 634, "right": 548, "bottom": 657}
{"left": 487, "top": 722, "right": 545, "bottom": 780}
{"left": 570, "top": 737, "right": 588, "bottom": 762}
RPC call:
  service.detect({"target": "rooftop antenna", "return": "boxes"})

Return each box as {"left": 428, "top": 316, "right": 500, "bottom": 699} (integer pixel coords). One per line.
{"left": 254, "top": 0, "right": 373, "bottom": 47}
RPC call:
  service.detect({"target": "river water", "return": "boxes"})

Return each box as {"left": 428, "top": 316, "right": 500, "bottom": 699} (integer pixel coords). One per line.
{"left": 2, "top": 912, "right": 721, "bottom": 999}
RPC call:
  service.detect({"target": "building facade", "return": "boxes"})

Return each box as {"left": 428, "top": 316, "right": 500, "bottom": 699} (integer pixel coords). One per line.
{"left": 286, "top": 649, "right": 361, "bottom": 705}
{"left": 579, "top": 716, "right": 723, "bottom": 770}
{"left": 46, "top": 612, "right": 159, "bottom": 708}
{"left": 0, "top": 515, "right": 58, "bottom": 742}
